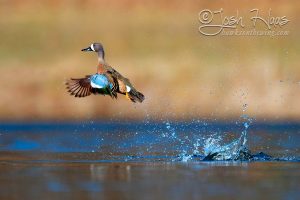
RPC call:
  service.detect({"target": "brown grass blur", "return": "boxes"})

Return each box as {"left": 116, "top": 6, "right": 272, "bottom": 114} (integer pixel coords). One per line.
{"left": 0, "top": 0, "right": 299, "bottom": 121}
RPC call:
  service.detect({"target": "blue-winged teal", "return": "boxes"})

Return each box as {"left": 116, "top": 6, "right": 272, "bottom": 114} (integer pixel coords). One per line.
{"left": 66, "top": 43, "right": 144, "bottom": 103}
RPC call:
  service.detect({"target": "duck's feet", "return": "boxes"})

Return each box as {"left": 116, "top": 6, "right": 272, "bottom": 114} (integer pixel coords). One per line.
{"left": 125, "top": 92, "right": 131, "bottom": 101}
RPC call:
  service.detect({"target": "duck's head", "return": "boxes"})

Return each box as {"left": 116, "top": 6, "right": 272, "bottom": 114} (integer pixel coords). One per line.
{"left": 82, "top": 43, "right": 105, "bottom": 62}
{"left": 81, "top": 42, "right": 104, "bottom": 53}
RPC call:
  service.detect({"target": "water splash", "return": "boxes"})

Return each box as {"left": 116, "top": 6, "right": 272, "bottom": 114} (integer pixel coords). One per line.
{"left": 173, "top": 116, "right": 253, "bottom": 162}
{"left": 1, "top": 120, "right": 299, "bottom": 162}
{"left": 201, "top": 114, "right": 253, "bottom": 161}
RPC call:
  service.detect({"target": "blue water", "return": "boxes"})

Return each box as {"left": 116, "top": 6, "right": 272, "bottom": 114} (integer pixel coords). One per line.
{"left": 1, "top": 120, "right": 300, "bottom": 200}
{"left": 0, "top": 120, "right": 299, "bottom": 162}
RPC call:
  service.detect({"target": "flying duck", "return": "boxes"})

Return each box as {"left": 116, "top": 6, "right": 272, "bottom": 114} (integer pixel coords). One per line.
{"left": 66, "top": 43, "right": 145, "bottom": 103}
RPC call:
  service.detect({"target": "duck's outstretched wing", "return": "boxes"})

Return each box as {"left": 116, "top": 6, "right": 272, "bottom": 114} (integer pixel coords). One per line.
{"left": 65, "top": 75, "right": 93, "bottom": 98}
{"left": 66, "top": 74, "right": 118, "bottom": 98}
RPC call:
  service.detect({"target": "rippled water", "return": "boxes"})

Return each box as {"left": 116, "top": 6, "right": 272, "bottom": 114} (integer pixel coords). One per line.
{"left": 0, "top": 120, "right": 300, "bottom": 199}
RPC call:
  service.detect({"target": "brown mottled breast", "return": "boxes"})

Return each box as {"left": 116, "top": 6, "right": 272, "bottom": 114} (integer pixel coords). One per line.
{"left": 97, "top": 63, "right": 106, "bottom": 74}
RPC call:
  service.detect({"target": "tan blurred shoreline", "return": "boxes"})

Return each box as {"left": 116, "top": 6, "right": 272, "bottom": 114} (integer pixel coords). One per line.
{"left": 0, "top": 0, "right": 299, "bottom": 121}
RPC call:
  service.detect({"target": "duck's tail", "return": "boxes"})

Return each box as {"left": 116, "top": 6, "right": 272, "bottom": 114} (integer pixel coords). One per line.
{"left": 126, "top": 89, "right": 145, "bottom": 103}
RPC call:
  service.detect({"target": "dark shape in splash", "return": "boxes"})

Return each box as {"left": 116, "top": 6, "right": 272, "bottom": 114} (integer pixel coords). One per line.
{"left": 202, "top": 152, "right": 219, "bottom": 161}
{"left": 252, "top": 152, "right": 273, "bottom": 161}
{"left": 234, "top": 147, "right": 253, "bottom": 161}
{"left": 202, "top": 147, "right": 273, "bottom": 161}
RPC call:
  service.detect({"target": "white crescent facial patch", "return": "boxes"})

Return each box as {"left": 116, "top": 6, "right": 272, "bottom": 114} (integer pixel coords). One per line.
{"left": 90, "top": 44, "right": 95, "bottom": 51}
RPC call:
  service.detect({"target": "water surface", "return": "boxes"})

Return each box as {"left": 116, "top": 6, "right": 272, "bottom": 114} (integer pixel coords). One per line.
{"left": 0, "top": 121, "right": 299, "bottom": 200}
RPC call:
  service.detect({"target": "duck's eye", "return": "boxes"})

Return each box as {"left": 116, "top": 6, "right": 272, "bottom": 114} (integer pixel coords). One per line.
{"left": 90, "top": 44, "right": 95, "bottom": 51}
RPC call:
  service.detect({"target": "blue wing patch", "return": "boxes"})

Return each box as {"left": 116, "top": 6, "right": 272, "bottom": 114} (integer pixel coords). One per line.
{"left": 90, "top": 74, "right": 113, "bottom": 89}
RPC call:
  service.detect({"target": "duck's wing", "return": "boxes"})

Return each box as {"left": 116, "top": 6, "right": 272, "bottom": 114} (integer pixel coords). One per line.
{"left": 104, "top": 65, "right": 133, "bottom": 90}
{"left": 103, "top": 73, "right": 118, "bottom": 99}
{"left": 65, "top": 75, "right": 93, "bottom": 98}
{"left": 66, "top": 74, "right": 119, "bottom": 98}
{"left": 104, "top": 65, "right": 145, "bottom": 103}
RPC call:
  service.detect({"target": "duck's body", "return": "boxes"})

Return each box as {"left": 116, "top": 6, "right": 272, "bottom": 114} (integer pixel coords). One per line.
{"left": 66, "top": 43, "right": 144, "bottom": 103}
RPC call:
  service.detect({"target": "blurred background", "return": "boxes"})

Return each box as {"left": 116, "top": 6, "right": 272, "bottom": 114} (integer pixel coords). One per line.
{"left": 0, "top": 0, "right": 299, "bottom": 121}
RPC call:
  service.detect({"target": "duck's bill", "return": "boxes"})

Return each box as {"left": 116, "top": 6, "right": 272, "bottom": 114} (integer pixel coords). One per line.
{"left": 81, "top": 47, "right": 93, "bottom": 51}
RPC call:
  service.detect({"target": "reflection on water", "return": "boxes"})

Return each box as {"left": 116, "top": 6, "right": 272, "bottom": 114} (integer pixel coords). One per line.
{"left": 90, "top": 164, "right": 132, "bottom": 182}
{"left": 0, "top": 162, "right": 299, "bottom": 200}
{"left": 0, "top": 121, "right": 300, "bottom": 199}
